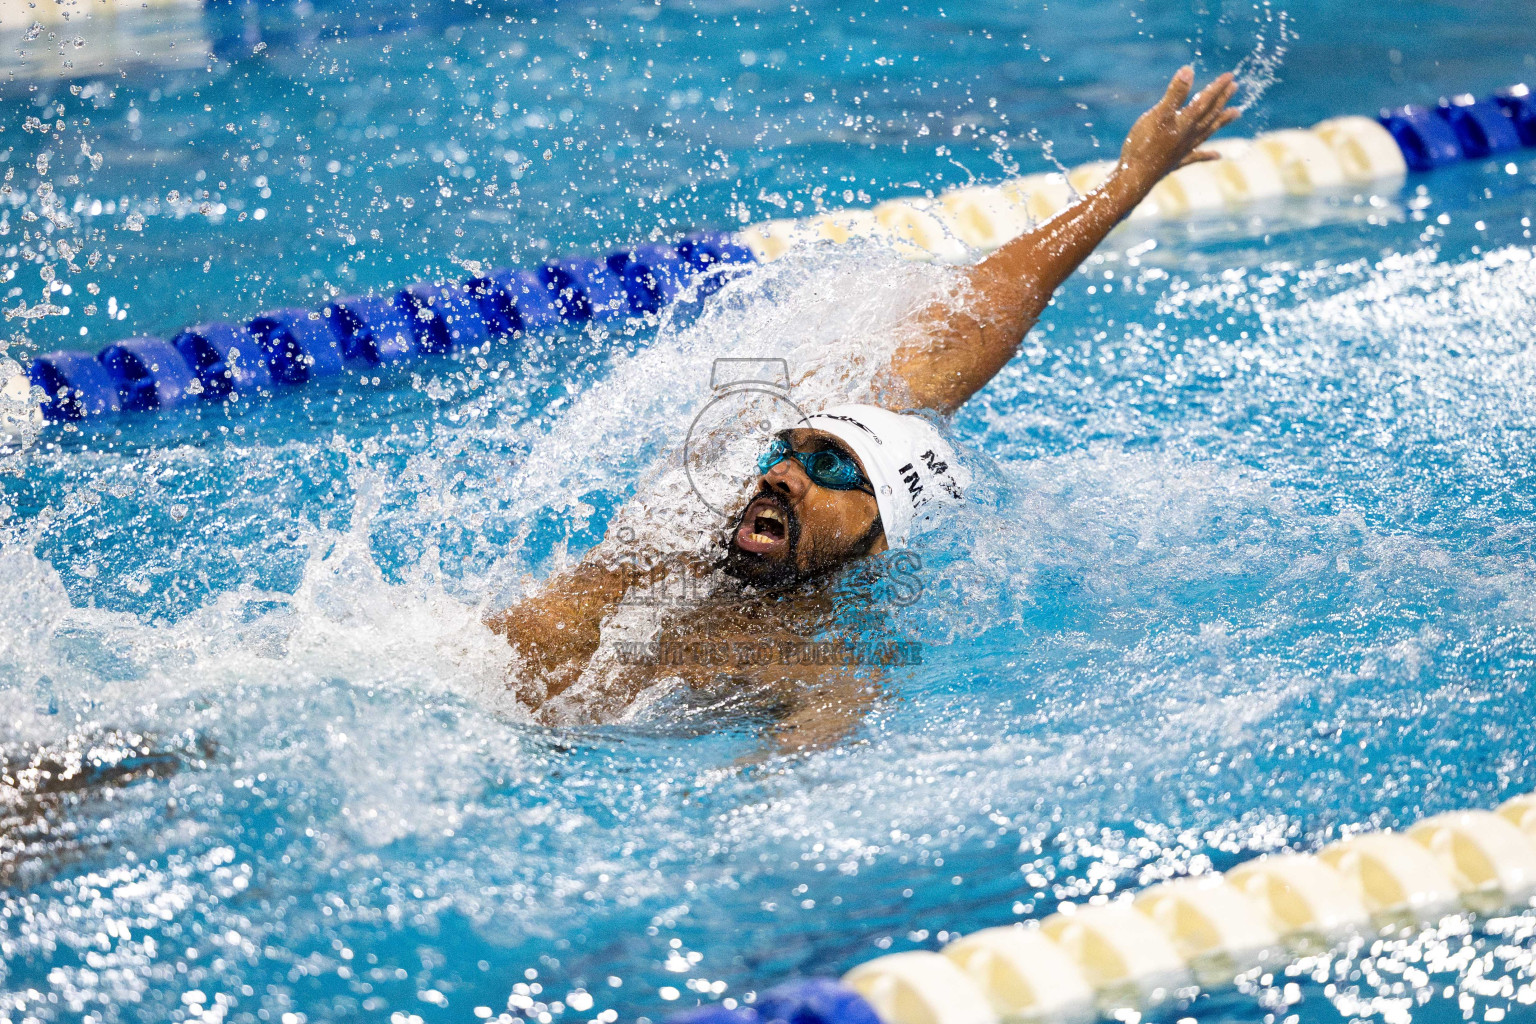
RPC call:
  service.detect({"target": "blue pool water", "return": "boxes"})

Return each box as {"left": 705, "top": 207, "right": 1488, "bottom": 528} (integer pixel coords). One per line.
{"left": 4, "top": 1, "right": 1536, "bottom": 1022}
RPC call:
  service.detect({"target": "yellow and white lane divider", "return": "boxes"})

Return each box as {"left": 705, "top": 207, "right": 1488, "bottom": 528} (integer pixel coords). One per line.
{"left": 839, "top": 790, "right": 1536, "bottom": 1024}
{"left": 735, "top": 114, "right": 1408, "bottom": 264}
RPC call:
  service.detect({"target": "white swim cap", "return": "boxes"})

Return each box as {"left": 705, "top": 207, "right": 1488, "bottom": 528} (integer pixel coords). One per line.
{"left": 802, "top": 403, "right": 968, "bottom": 548}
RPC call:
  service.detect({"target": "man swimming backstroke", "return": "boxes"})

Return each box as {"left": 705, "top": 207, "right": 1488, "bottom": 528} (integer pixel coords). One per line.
{"left": 489, "top": 68, "right": 1241, "bottom": 749}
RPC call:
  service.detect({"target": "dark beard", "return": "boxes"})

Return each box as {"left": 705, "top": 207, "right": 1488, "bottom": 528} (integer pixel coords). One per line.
{"left": 719, "top": 495, "right": 804, "bottom": 588}
{"left": 720, "top": 545, "right": 807, "bottom": 588}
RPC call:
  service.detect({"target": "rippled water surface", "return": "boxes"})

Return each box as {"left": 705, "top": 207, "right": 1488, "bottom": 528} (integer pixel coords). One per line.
{"left": 3, "top": 1, "right": 1536, "bottom": 1023}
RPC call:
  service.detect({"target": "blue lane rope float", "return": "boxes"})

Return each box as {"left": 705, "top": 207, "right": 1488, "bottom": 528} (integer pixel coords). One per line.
{"left": 669, "top": 977, "right": 885, "bottom": 1024}
{"left": 323, "top": 294, "right": 415, "bottom": 366}
{"left": 22, "top": 231, "right": 754, "bottom": 426}
{"left": 399, "top": 280, "right": 495, "bottom": 353}
{"left": 610, "top": 243, "right": 694, "bottom": 313}
{"left": 97, "top": 336, "right": 200, "bottom": 412}
{"left": 541, "top": 257, "right": 632, "bottom": 323}
{"left": 1437, "top": 94, "right": 1523, "bottom": 158}
{"left": 1377, "top": 104, "right": 1466, "bottom": 171}
{"left": 16, "top": 80, "right": 1535, "bottom": 432}
{"left": 249, "top": 307, "right": 349, "bottom": 385}
{"left": 658, "top": 791, "right": 1536, "bottom": 1024}
{"left": 467, "top": 266, "right": 564, "bottom": 336}
{"left": 1497, "top": 85, "right": 1536, "bottom": 145}
{"left": 30, "top": 349, "right": 121, "bottom": 421}
{"left": 170, "top": 322, "right": 270, "bottom": 400}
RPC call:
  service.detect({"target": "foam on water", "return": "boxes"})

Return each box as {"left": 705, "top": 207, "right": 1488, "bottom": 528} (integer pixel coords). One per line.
{"left": 8, "top": 234, "right": 1536, "bottom": 1023}
{"left": 4, "top": 0, "right": 1536, "bottom": 1014}
{"left": 478, "top": 248, "right": 958, "bottom": 577}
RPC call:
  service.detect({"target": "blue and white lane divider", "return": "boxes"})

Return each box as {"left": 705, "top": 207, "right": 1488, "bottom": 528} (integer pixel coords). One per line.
{"left": 736, "top": 82, "right": 1534, "bottom": 261}
{"left": 17, "top": 80, "right": 1536, "bottom": 431}
{"left": 23, "top": 235, "right": 752, "bottom": 424}
{"left": 670, "top": 791, "right": 1536, "bottom": 1024}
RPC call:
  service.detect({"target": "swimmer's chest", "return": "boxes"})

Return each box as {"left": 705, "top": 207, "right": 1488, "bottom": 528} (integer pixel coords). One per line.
{"left": 604, "top": 595, "right": 846, "bottom": 698}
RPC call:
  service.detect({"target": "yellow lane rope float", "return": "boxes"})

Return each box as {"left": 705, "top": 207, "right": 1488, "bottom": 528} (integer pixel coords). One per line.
{"left": 736, "top": 116, "right": 1410, "bottom": 265}
{"left": 839, "top": 790, "right": 1536, "bottom": 1024}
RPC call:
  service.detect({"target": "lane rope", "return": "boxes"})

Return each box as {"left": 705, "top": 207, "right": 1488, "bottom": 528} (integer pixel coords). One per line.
{"left": 670, "top": 791, "right": 1536, "bottom": 1024}
{"left": 10, "top": 81, "right": 1533, "bottom": 436}
{"left": 4, "top": 68, "right": 1535, "bottom": 1024}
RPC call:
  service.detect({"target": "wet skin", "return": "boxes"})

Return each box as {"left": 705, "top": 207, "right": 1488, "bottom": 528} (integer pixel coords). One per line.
{"left": 722, "top": 429, "right": 888, "bottom": 587}
{"left": 486, "top": 429, "right": 893, "bottom": 750}
{"left": 489, "top": 66, "right": 1245, "bottom": 750}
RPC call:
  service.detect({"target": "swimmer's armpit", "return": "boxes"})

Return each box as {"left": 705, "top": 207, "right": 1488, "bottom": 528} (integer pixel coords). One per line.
{"left": 887, "top": 66, "right": 1241, "bottom": 415}
{"left": 486, "top": 547, "right": 721, "bottom": 704}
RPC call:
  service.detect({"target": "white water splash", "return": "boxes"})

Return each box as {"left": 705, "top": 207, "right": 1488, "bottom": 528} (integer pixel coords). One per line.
{"left": 1228, "top": 1, "right": 1292, "bottom": 112}
{"left": 0, "top": 355, "right": 44, "bottom": 465}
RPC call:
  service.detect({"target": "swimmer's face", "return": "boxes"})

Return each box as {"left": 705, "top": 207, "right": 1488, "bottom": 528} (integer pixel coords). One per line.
{"left": 722, "top": 428, "right": 887, "bottom": 587}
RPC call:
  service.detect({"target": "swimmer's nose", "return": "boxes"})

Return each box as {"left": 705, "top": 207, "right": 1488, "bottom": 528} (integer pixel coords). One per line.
{"left": 762, "top": 456, "right": 810, "bottom": 502}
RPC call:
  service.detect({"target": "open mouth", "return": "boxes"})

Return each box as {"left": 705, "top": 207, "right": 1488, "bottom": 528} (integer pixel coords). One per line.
{"left": 733, "top": 493, "right": 793, "bottom": 556}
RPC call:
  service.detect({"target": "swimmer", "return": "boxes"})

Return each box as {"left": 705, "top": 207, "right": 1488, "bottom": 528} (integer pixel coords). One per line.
{"left": 488, "top": 68, "right": 1241, "bottom": 749}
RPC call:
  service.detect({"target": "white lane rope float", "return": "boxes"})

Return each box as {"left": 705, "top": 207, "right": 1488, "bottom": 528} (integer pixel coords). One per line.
{"left": 833, "top": 791, "right": 1536, "bottom": 1024}
{"left": 16, "top": 84, "right": 1536, "bottom": 433}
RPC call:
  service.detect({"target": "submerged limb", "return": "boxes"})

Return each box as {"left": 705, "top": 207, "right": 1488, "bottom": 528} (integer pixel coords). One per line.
{"left": 763, "top": 677, "right": 879, "bottom": 756}
{"left": 756, "top": 644, "right": 888, "bottom": 756}
{"left": 2, "top": 729, "right": 216, "bottom": 889}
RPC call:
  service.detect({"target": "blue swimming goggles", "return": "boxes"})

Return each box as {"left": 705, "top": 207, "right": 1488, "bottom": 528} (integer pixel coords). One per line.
{"left": 757, "top": 436, "right": 873, "bottom": 494}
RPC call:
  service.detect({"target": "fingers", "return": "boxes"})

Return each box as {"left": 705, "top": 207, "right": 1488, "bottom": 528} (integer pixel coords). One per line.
{"left": 1160, "top": 65, "right": 1195, "bottom": 110}
{"left": 1188, "top": 88, "right": 1241, "bottom": 144}
{"left": 1197, "top": 92, "right": 1240, "bottom": 127}
{"left": 1196, "top": 105, "right": 1242, "bottom": 141}
{"left": 1182, "top": 71, "right": 1237, "bottom": 123}
{"left": 1178, "top": 150, "right": 1221, "bottom": 167}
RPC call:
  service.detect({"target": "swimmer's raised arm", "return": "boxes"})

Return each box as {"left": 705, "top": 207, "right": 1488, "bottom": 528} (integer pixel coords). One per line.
{"left": 488, "top": 67, "right": 1239, "bottom": 719}
{"left": 888, "top": 67, "right": 1241, "bottom": 414}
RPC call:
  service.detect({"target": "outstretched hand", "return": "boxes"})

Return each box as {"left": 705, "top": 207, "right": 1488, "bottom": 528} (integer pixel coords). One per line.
{"left": 1118, "top": 66, "right": 1241, "bottom": 195}
{"left": 888, "top": 65, "right": 1245, "bottom": 416}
